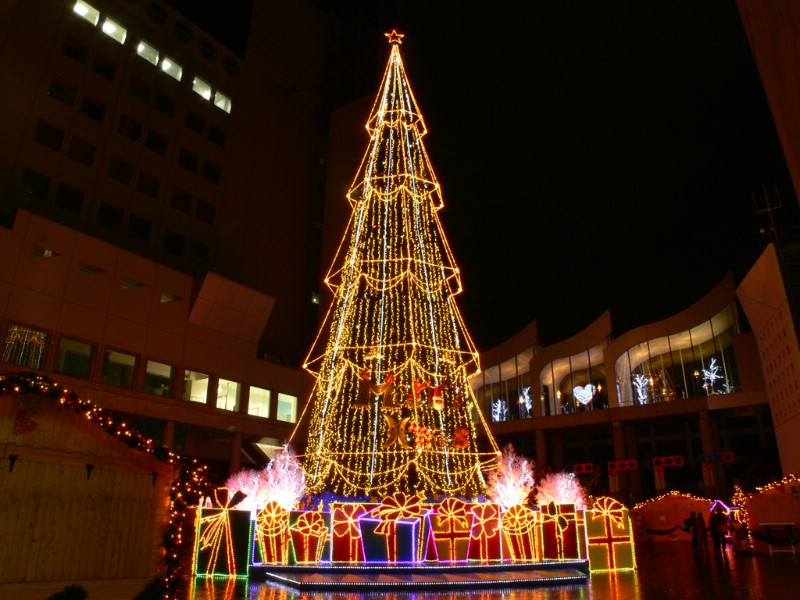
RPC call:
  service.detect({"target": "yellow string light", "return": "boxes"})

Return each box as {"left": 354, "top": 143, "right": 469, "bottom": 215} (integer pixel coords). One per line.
{"left": 290, "top": 34, "right": 499, "bottom": 497}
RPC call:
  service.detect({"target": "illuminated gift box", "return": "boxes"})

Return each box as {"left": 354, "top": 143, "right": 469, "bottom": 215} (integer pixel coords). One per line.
{"left": 194, "top": 488, "right": 253, "bottom": 577}
{"left": 429, "top": 498, "right": 472, "bottom": 561}
{"left": 254, "top": 501, "right": 290, "bottom": 565}
{"left": 539, "top": 502, "right": 580, "bottom": 560}
{"left": 359, "top": 493, "right": 429, "bottom": 563}
{"left": 467, "top": 503, "right": 503, "bottom": 561}
{"left": 331, "top": 503, "right": 374, "bottom": 563}
{"left": 502, "top": 504, "right": 538, "bottom": 561}
{"left": 586, "top": 497, "right": 635, "bottom": 571}
{"left": 289, "top": 511, "right": 330, "bottom": 565}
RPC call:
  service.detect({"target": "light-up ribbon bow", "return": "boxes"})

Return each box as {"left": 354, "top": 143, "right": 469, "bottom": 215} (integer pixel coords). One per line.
{"left": 290, "top": 511, "right": 328, "bottom": 563}
{"left": 197, "top": 487, "right": 247, "bottom": 574}
{"left": 437, "top": 497, "right": 470, "bottom": 530}
{"left": 591, "top": 496, "right": 626, "bottom": 529}
{"left": 502, "top": 504, "right": 536, "bottom": 535}
{"left": 374, "top": 492, "right": 424, "bottom": 534}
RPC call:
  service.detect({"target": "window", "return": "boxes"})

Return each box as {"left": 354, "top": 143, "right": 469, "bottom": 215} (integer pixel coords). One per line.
{"left": 189, "top": 241, "right": 209, "bottom": 267}
{"left": 67, "top": 137, "right": 96, "bottom": 166}
{"left": 19, "top": 169, "right": 51, "bottom": 200}
{"left": 136, "top": 170, "right": 160, "bottom": 197}
{"left": 3, "top": 325, "right": 47, "bottom": 369}
{"left": 178, "top": 148, "right": 198, "bottom": 172}
{"left": 248, "top": 386, "right": 271, "bottom": 418}
{"left": 108, "top": 156, "right": 134, "bottom": 185}
{"left": 201, "top": 161, "right": 221, "bottom": 185}
{"left": 34, "top": 120, "right": 65, "bottom": 151}
{"left": 213, "top": 91, "right": 232, "bottom": 114}
{"left": 121, "top": 278, "right": 144, "bottom": 290}
{"left": 154, "top": 92, "right": 175, "bottom": 116}
{"left": 128, "top": 214, "right": 152, "bottom": 242}
{"left": 91, "top": 54, "right": 117, "bottom": 80}
{"left": 54, "top": 184, "right": 84, "bottom": 214}
{"left": 160, "top": 56, "right": 182, "bottom": 81}
{"left": 192, "top": 77, "right": 212, "bottom": 100}
{"left": 277, "top": 393, "right": 298, "bottom": 423}
{"left": 55, "top": 338, "right": 93, "bottom": 379}
{"left": 61, "top": 35, "right": 89, "bottom": 63}
{"left": 73, "top": 1, "right": 100, "bottom": 26}
{"left": 208, "top": 125, "right": 226, "bottom": 147}
{"left": 195, "top": 200, "right": 215, "bottom": 225}
{"left": 163, "top": 230, "right": 185, "bottom": 256}
{"left": 144, "top": 360, "right": 173, "bottom": 396}
{"left": 183, "top": 370, "right": 210, "bottom": 404}
{"left": 98, "top": 202, "right": 123, "bottom": 230}
{"left": 118, "top": 114, "right": 143, "bottom": 141}
{"left": 160, "top": 292, "right": 180, "bottom": 303}
{"left": 144, "top": 130, "right": 168, "bottom": 155}
{"left": 136, "top": 39, "right": 159, "bottom": 65}
{"left": 48, "top": 79, "right": 77, "bottom": 105}
{"left": 186, "top": 111, "right": 204, "bottom": 134}
{"left": 32, "top": 245, "right": 59, "bottom": 258}
{"left": 103, "top": 350, "right": 136, "bottom": 388}
{"left": 171, "top": 187, "right": 192, "bottom": 213}
{"left": 216, "top": 378, "right": 240, "bottom": 411}
{"left": 79, "top": 97, "right": 106, "bottom": 122}
{"left": 101, "top": 17, "right": 126, "bottom": 44}
{"left": 129, "top": 75, "right": 150, "bottom": 102}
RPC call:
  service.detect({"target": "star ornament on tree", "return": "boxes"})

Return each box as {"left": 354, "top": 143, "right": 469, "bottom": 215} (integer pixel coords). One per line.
{"left": 385, "top": 29, "right": 404, "bottom": 44}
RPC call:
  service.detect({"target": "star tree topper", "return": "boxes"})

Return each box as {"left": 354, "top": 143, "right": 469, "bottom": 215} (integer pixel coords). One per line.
{"left": 385, "top": 29, "right": 404, "bottom": 44}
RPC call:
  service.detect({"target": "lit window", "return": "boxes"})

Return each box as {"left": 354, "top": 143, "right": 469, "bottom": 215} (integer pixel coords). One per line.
{"left": 136, "top": 40, "right": 159, "bottom": 65}
{"left": 277, "top": 393, "right": 298, "bottom": 423}
{"left": 103, "top": 350, "right": 136, "bottom": 388}
{"left": 213, "top": 91, "right": 232, "bottom": 114}
{"left": 101, "top": 17, "right": 126, "bottom": 44}
{"left": 160, "top": 56, "right": 182, "bottom": 81}
{"left": 183, "top": 370, "right": 209, "bottom": 404}
{"left": 216, "top": 378, "right": 240, "bottom": 411}
{"left": 248, "top": 386, "right": 271, "bottom": 418}
{"left": 144, "top": 360, "right": 173, "bottom": 396}
{"left": 73, "top": 1, "right": 100, "bottom": 26}
{"left": 3, "top": 325, "right": 47, "bottom": 369}
{"left": 192, "top": 77, "right": 212, "bottom": 100}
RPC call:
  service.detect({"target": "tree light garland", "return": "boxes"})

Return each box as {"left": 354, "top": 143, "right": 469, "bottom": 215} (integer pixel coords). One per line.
{"left": 289, "top": 33, "right": 499, "bottom": 497}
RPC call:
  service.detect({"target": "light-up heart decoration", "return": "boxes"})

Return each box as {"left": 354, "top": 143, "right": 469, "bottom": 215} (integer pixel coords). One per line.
{"left": 573, "top": 384, "right": 596, "bottom": 406}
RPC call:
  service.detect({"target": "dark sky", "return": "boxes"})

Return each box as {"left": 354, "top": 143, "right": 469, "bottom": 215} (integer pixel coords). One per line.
{"left": 168, "top": 1, "right": 796, "bottom": 351}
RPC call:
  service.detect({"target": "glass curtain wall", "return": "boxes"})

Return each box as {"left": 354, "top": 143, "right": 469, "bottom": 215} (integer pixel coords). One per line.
{"left": 471, "top": 347, "right": 535, "bottom": 423}
{"left": 539, "top": 340, "right": 608, "bottom": 416}
{"left": 615, "top": 304, "right": 740, "bottom": 405}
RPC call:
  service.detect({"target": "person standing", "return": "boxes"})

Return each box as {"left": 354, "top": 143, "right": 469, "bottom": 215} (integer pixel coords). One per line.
{"left": 709, "top": 507, "right": 728, "bottom": 555}
{"left": 695, "top": 512, "right": 709, "bottom": 558}
{"left": 685, "top": 511, "right": 698, "bottom": 551}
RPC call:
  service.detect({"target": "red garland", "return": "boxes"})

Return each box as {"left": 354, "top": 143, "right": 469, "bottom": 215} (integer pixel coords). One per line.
{"left": 0, "top": 373, "right": 210, "bottom": 599}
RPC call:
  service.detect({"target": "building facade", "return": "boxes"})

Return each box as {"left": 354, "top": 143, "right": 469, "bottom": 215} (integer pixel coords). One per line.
{"left": 476, "top": 260, "right": 789, "bottom": 503}
{"left": 0, "top": 0, "right": 332, "bottom": 480}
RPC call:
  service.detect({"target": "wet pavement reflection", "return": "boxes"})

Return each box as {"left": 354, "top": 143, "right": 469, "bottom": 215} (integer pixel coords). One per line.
{"left": 188, "top": 543, "right": 800, "bottom": 600}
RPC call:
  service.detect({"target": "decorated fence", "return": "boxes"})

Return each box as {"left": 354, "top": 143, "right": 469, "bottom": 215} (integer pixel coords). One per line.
{"left": 192, "top": 493, "right": 636, "bottom": 575}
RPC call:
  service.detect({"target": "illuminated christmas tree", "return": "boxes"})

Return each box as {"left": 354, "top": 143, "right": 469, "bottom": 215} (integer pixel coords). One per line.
{"left": 290, "top": 31, "right": 500, "bottom": 497}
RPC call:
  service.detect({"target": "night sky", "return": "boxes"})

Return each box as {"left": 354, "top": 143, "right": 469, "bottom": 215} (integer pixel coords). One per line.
{"left": 168, "top": 0, "right": 796, "bottom": 352}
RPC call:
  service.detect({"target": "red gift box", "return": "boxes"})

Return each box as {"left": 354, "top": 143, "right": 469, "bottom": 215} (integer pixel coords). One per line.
{"left": 539, "top": 502, "right": 579, "bottom": 560}
{"left": 430, "top": 498, "right": 472, "bottom": 561}
{"left": 255, "top": 501, "right": 289, "bottom": 564}
{"left": 467, "top": 503, "right": 502, "bottom": 561}
{"left": 331, "top": 503, "right": 371, "bottom": 563}
{"left": 502, "top": 504, "right": 538, "bottom": 561}
{"left": 289, "top": 511, "right": 328, "bottom": 564}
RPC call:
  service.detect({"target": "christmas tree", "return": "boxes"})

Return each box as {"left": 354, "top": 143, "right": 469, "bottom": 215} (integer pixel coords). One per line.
{"left": 290, "top": 31, "right": 499, "bottom": 498}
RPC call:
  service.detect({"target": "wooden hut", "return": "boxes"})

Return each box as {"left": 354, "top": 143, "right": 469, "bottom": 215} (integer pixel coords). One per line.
{"left": 0, "top": 390, "right": 173, "bottom": 599}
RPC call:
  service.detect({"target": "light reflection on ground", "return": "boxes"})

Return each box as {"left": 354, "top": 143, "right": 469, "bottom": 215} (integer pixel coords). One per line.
{"left": 188, "top": 543, "right": 800, "bottom": 600}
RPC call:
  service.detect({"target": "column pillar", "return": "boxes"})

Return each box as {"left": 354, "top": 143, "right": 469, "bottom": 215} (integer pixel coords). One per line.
{"left": 535, "top": 429, "right": 547, "bottom": 468}
{"left": 699, "top": 411, "right": 718, "bottom": 496}
{"left": 229, "top": 431, "right": 243, "bottom": 475}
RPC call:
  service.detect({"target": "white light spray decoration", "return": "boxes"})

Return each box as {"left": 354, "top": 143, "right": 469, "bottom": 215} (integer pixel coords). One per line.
{"left": 633, "top": 374, "right": 650, "bottom": 403}
{"left": 701, "top": 357, "right": 723, "bottom": 394}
